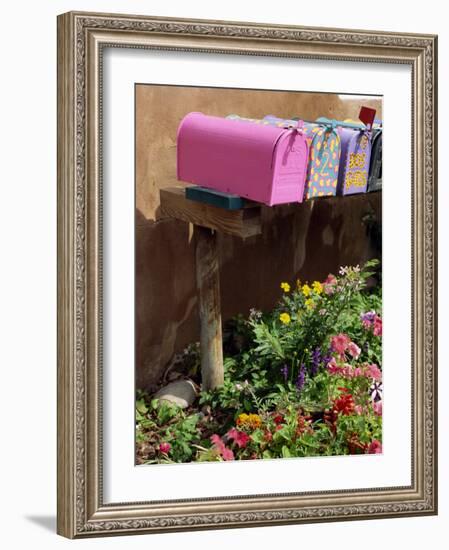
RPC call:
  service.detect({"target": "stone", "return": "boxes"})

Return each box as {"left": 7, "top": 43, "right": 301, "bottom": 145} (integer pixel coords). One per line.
{"left": 153, "top": 379, "right": 198, "bottom": 409}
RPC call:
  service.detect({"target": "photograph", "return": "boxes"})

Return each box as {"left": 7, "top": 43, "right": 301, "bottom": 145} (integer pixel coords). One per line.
{"left": 55, "top": 10, "right": 437, "bottom": 538}
{"left": 134, "top": 85, "right": 384, "bottom": 465}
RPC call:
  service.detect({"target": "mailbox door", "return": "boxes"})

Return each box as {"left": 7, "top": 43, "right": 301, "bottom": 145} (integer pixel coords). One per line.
{"left": 270, "top": 131, "right": 309, "bottom": 205}
{"left": 340, "top": 131, "right": 371, "bottom": 195}
{"left": 367, "top": 130, "right": 382, "bottom": 192}
{"left": 304, "top": 126, "right": 341, "bottom": 199}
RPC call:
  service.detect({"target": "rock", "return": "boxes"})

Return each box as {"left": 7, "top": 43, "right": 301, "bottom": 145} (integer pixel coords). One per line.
{"left": 153, "top": 379, "right": 198, "bottom": 409}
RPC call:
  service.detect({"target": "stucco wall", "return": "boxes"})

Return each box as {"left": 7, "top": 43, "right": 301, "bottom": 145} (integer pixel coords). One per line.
{"left": 135, "top": 85, "right": 382, "bottom": 389}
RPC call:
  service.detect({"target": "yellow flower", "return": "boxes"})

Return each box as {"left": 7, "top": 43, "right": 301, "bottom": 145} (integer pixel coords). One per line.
{"left": 312, "top": 281, "right": 323, "bottom": 295}
{"left": 237, "top": 413, "right": 262, "bottom": 429}
{"left": 296, "top": 278, "right": 302, "bottom": 289}
{"left": 279, "top": 312, "right": 291, "bottom": 325}
{"left": 302, "top": 283, "right": 312, "bottom": 297}
{"left": 280, "top": 282, "right": 291, "bottom": 293}
{"left": 305, "top": 298, "right": 315, "bottom": 311}
{"left": 237, "top": 413, "right": 249, "bottom": 426}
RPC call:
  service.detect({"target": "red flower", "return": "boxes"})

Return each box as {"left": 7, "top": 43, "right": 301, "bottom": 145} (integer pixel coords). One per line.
{"left": 323, "top": 408, "right": 338, "bottom": 434}
{"left": 333, "top": 393, "right": 355, "bottom": 416}
{"left": 226, "top": 428, "right": 250, "bottom": 449}
{"left": 158, "top": 442, "right": 171, "bottom": 454}
{"left": 367, "top": 439, "right": 382, "bottom": 454}
{"left": 263, "top": 430, "right": 273, "bottom": 442}
{"left": 273, "top": 413, "right": 284, "bottom": 425}
{"left": 275, "top": 424, "right": 283, "bottom": 431}
{"left": 295, "top": 415, "right": 312, "bottom": 437}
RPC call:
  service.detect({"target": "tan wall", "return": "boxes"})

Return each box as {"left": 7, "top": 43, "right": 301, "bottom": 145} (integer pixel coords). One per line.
{"left": 136, "top": 85, "right": 382, "bottom": 389}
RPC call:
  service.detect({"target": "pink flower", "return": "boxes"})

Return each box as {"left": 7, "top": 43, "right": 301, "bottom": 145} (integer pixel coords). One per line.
{"left": 210, "top": 434, "right": 234, "bottom": 461}
{"left": 327, "top": 358, "right": 360, "bottom": 379}
{"left": 347, "top": 341, "right": 361, "bottom": 359}
{"left": 330, "top": 334, "right": 351, "bottom": 357}
{"left": 354, "top": 405, "right": 364, "bottom": 415}
{"left": 367, "top": 440, "right": 382, "bottom": 454}
{"left": 226, "top": 428, "right": 250, "bottom": 449}
{"left": 373, "top": 316, "right": 382, "bottom": 336}
{"left": 366, "top": 363, "right": 382, "bottom": 381}
{"left": 327, "top": 357, "right": 342, "bottom": 375}
{"left": 221, "top": 447, "right": 235, "bottom": 461}
{"left": 341, "top": 365, "right": 354, "bottom": 378}
{"left": 361, "top": 311, "right": 382, "bottom": 336}
{"left": 327, "top": 357, "right": 351, "bottom": 378}
{"left": 323, "top": 274, "right": 337, "bottom": 295}
{"left": 373, "top": 401, "right": 382, "bottom": 416}
{"left": 158, "top": 442, "right": 171, "bottom": 454}
{"left": 353, "top": 367, "right": 363, "bottom": 377}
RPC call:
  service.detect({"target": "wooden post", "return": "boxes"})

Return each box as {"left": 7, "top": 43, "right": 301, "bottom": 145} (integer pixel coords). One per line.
{"left": 194, "top": 226, "right": 224, "bottom": 391}
{"left": 160, "top": 187, "right": 261, "bottom": 391}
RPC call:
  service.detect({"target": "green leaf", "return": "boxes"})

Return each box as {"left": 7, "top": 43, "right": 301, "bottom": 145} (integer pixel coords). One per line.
{"left": 282, "top": 445, "right": 292, "bottom": 458}
{"left": 250, "top": 429, "right": 265, "bottom": 444}
{"left": 136, "top": 399, "right": 148, "bottom": 414}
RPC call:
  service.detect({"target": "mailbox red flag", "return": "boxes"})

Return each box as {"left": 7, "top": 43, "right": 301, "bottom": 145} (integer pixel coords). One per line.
{"left": 359, "top": 106, "right": 376, "bottom": 130}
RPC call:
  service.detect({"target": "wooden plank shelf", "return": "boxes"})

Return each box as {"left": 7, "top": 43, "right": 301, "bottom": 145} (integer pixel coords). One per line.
{"left": 160, "top": 186, "right": 262, "bottom": 239}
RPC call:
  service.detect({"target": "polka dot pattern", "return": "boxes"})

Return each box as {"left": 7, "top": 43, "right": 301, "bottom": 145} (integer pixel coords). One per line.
{"left": 303, "top": 124, "right": 341, "bottom": 200}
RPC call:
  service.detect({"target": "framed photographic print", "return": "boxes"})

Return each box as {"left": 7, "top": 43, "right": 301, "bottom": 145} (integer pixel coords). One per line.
{"left": 57, "top": 11, "right": 438, "bottom": 538}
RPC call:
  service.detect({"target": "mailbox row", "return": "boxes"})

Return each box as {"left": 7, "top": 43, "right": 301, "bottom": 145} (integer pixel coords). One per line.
{"left": 177, "top": 111, "right": 382, "bottom": 207}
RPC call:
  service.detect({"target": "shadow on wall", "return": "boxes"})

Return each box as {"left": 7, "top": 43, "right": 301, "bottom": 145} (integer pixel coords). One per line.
{"left": 219, "top": 193, "right": 381, "bottom": 325}
{"left": 136, "top": 208, "right": 198, "bottom": 390}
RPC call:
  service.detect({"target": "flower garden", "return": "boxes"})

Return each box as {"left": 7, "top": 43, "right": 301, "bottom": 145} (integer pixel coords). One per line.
{"left": 136, "top": 259, "right": 382, "bottom": 464}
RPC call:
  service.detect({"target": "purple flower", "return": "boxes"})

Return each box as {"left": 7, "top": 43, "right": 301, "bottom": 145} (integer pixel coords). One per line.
{"left": 370, "top": 381, "right": 383, "bottom": 402}
{"left": 296, "top": 364, "right": 306, "bottom": 391}
{"left": 280, "top": 364, "right": 289, "bottom": 382}
{"left": 311, "top": 347, "right": 322, "bottom": 376}
{"left": 322, "top": 347, "right": 333, "bottom": 368}
{"left": 361, "top": 311, "right": 376, "bottom": 323}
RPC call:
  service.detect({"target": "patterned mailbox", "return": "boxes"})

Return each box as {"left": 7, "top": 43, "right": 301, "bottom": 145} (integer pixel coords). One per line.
{"left": 177, "top": 112, "right": 309, "bottom": 206}
{"left": 317, "top": 117, "right": 372, "bottom": 196}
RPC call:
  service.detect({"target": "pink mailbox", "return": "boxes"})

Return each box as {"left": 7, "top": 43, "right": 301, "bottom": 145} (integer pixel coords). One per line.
{"left": 176, "top": 112, "right": 309, "bottom": 206}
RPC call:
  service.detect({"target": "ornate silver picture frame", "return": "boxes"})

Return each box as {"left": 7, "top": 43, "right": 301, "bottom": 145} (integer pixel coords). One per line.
{"left": 57, "top": 11, "right": 437, "bottom": 538}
